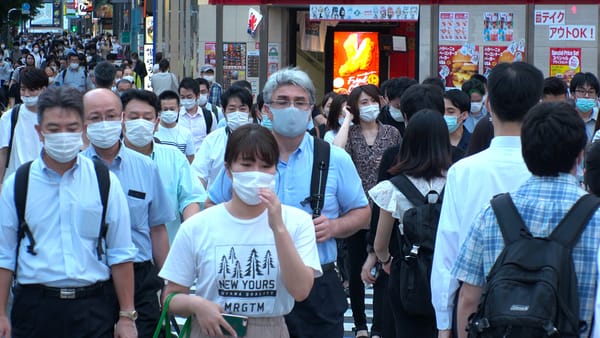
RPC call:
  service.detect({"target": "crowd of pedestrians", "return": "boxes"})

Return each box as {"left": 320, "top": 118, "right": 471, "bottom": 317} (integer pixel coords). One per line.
{"left": 2, "top": 31, "right": 600, "bottom": 338}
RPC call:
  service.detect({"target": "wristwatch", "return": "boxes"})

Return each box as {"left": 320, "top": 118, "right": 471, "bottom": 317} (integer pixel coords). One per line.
{"left": 119, "top": 310, "right": 138, "bottom": 321}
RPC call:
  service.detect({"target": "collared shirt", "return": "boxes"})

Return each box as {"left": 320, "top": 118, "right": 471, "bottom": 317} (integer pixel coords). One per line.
{"left": 82, "top": 144, "right": 176, "bottom": 262}
{"left": 0, "top": 155, "right": 137, "bottom": 287}
{"left": 583, "top": 107, "right": 598, "bottom": 144}
{"left": 143, "top": 142, "right": 205, "bottom": 242}
{"left": 0, "top": 105, "right": 42, "bottom": 181}
{"left": 431, "top": 136, "right": 531, "bottom": 330}
{"left": 0, "top": 62, "right": 12, "bottom": 84}
{"left": 155, "top": 124, "right": 195, "bottom": 156}
{"left": 56, "top": 67, "right": 93, "bottom": 92}
{"left": 192, "top": 126, "right": 228, "bottom": 188}
{"left": 463, "top": 109, "right": 488, "bottom": 134}
{"left": 207, "top": 133, "right": 369, "bottom": 264}
{"left": 178, "top": 107, "right": 218, "bottom": 153}
{"left": 209, "top": 82, "right": 223, "bottom": 107}
{"left": 453, "top": 174, "right": 600, "bottom": 337}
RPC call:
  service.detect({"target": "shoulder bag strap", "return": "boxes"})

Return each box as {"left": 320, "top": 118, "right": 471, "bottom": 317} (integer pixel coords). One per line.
{"left": 310, "top": 138, "right": 330, "bottom": 218}
{"left": 6, "top": 104, "right": 21, "bottom": 168}
{"left": 93, "top": 159, "right": 110, "bottom": 260}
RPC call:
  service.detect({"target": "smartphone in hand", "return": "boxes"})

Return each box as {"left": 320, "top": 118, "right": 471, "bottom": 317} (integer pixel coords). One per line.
{"left": 220, "top": 314, "right": 248, "bottom": 337}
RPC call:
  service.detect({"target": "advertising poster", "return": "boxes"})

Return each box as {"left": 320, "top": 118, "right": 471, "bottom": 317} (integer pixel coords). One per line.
{"left": 483, "top": 12, "right": 514, "bottom": 42}
{"left": 332, "top": 31, "right": 380, "bottom": 94}
{"left": 204, "top": 42, "right": 217, "bottom": 66}
{"left": 143, "top": 44, "right": 154, "bottom": 91}
{"left": 549, "top": 48, "right": 581, "bottom": 86}
{"left": 223, "top": 43, "right": 247, "bottom": 90}
{"left": 267, "top": 43, "right": 280, "bottom": 77}
{"left": 309, "top": 4, "right": 418, "bottom": 22}
{"left": 549, "top": 25, "right": 596, "bottom": 41}
{"left": 482, "top": 39, "right": 525, "bottom": 75}
{"left": 438, "top": 43, "right": 479, "bottom": 88}
{"left": 439, "top": 12, "right": 469, "bottom": 42}
{"left": 247, "top": 50, "right": 260, "bottom": 96}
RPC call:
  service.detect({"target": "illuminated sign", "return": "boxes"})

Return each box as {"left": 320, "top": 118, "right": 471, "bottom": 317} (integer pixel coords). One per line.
{"left": 332, "top": 32, "right": 380, "bottom": 94}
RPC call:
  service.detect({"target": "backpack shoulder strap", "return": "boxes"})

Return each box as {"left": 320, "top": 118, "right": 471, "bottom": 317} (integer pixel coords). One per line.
{"left": 389, "top": 174, "right": 425, "bottom": 207}
{"left": 310, "top": 138, "right": 330, "bottom": 218}
{"left": 6, "top": 104, "right": 21, "bottom": 168}
{"left": 203, "top": 107, "right": 213, "bottom": 132}
{"left": 490, "top": 193, "right": 531, "bottom": 245}
{"left": 14, "top": 161, "right": 36, "bottom": 273}
{"left": 93, "top": 159, "right": 110, "bottom": 260}
{"left": 550, "top": 194, "right": 600, "bottom": 248}
{"left": 211, "top": 104, "right": 219, "bottom": 122}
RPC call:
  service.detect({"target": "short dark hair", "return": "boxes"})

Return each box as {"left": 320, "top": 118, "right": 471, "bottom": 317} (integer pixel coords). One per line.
{"left": 221, "top": 85, "right": 253, "bottom": 110}
{"left": 93, "top": 61, "right": 116, "bottom": 89}
{"left": 232, "top": 80, "right": 252, "bottom": 93}
{"left": 326, "top": 94, "right": 348, "bottom": 132}
{"left": 179, "top": 77, "right": 200, "bottom": 95}
{"left": 389, "top": 109, "right": 452, "bottom": 179}
{"left": 348, "top": 84, "right": 380, "bottom": 124}
{"left": 21, "top": 68, "right": 49, "bottom": 90}
{"left": 521, "top": 102, "right": 586, "bottom": 176}
{"left": 400, "top": 84, "right": 445, "bottom": 121}
{"left": 385, "top": 77, "right": 418, "bottom": 101}
{"left": 224, "top": 124, "right": 279, "bottom": 169}
{"left": 487, "top": 62, "right": 544, "bottom": 122}
{"left": 465, "top": 118, "right": 494, "bottom": 156}
{"left": 461, "top": 78, "right": 486, "bottom": 97}
{"left": 320, "top": 91, "right": 338, "bottom": 112}
{"left": 120, "top": 89, "right": 161, "bottom": 118}
{"left": 37, "top": 86, "right": 84, "bottom": 125}
{"left": 421, "top": 76, "right": 445, "bottom": 93}
{"left": 158, "top": 59, "right": 170, "bottom": 72}
{"left": 569, "top": 72, "right": 600, "bottom": 94}
{"left": 194, "top": 77, "right": 210, "bottom": 91}
{"left": 543, "top": 76, "right": 568, "bottom": 97}
{"left": 158, "top": 90, "right": 180, "bottom": 107}
{"left": 470, "top": 73, "right": 487, "bottom": 85}
{"left": 444, "top": 89, "right": 471, "bottom": 113}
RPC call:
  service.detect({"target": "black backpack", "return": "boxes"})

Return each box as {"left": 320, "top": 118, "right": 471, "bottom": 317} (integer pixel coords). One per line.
{"left": 14, "top": 159, "right": 111, "bottom": 273}
{"left": 467, "top": 193, "right": 600, "bottom": 338}
{"left": 389, "top": 174, "right": 444, "bottom": 317}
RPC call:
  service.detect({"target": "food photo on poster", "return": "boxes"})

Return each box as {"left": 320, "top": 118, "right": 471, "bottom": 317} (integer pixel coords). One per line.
{"left": 332, "top": 31, "right": 380, "bottom": 94}
{"left": 438, "top": 43, "right": 479, "bottom": 88}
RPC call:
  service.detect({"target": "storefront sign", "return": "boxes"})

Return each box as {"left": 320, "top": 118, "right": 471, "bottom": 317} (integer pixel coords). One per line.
{"left": 438, "top": 43, "right": 479, "bottom": 88}
{"left": 267, "top": 43, "right": 280, "bottom": 77}
{"left": 534, "top": 10, "right": 565, "bottom": 25}
{"left": 549, "top": 47, "right": 581, "bottom": 85}
{"left": 309, "top": 5, "right": 418, "bottom": 22}
{"left": 482, "top": 40, "right": 525, "bottom": 76}
{"left": 439, "top": 12, "right": 469, "bottom": 42}
{"left": 223, "top": 43, "right": 247, "bottom": 89}
{"left": 549, "top": 25, "right": 596, "bottom": 41}
{"left": 143, "top": 44, "right": 153, "bottom": 91}
{"left": 205, "top": 42, "right": 217, "bottom": 66}
{"left": 332, "top": 31, "right": 380, "bottom": 94}
{"left": 483, "top": 12, "right": 514, "bottom": 42}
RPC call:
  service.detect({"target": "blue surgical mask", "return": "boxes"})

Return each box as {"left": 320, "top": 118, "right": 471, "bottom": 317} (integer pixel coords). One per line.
{"left": 576, "top": 98, "right": 596, "bottom": 113}
{"left": 389, "top": 106, "right": 404, "bottom": 122}
{"left": 269, "top": 106, "right": 310, "bottom": 138}
{"left": 261, "top": 114, "right": 272, "bottom": 130}
{"left": 444, "top": 115, "right": 459, "bottom": 133}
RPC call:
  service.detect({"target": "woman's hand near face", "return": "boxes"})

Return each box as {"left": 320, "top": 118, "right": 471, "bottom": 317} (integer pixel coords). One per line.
{"left": 259, "top": 188, "right": 285, "bottom": 232}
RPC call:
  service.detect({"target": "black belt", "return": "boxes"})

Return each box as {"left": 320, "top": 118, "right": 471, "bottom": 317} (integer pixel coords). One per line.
{"left": 134, "top": 260, "right": 153, "bottom": 270}
{"left": 17, "top": 281, "right": 107, "bottom": 300}
{"left": 321, "top": 262, "right": 336, "bottom": 273}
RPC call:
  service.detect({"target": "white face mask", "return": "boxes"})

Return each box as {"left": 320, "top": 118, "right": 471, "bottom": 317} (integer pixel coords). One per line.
{"left": 203, "top": 75, "right": 214, "bottom": 83}
{"left": 86, "top": 55, "right": 93, "bottom": 62}
{"left": 48, "top": 76, "right": 55, "bottom": 84}
{"left": 21, "top": 95, "right": 39, "bottom": 107}
{"left": 226, "top": 111, "right": 251, "bottom": 131}
{"left": 471, "top": 101, "right": 483, "bottom": 114}
{"left": 43, "top": 132, "right": 83, "bottom": 163}
{"left": 87, "top": 120, "right": 122, "bottom": 149}
{"left": 181, "top": 98, "right": 197, "bottom": 110}
{"left": 33, "top": 47, "right": 39, "bottom": 53}
{"left": 197, "top": 94, "right": 209, "bottom": 107}
{"left": 388, "top": 106, "right": 404, "bottom": 122}
{"left": 160, "top": 110, "right": 178, "bottom": 124}
{"left": 269, "top": 106, "right": 311, "bottom": 138}
{"left": 231, "top": 171, "right": 275, "bottom": 205}
{"left": 359, "top": 104, "right": 380, "bottom": 122}
{"left": 125, "top": 119, "right": 155, "bottom": 148}
{"left": 69, "top": 62, "right": 79, "bottom": 70}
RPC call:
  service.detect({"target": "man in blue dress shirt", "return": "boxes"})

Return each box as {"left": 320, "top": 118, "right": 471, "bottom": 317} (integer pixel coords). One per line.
{"left": 207, "top": 68, "right": 371, "bottom": 337}
{"left": 82, "top": 88, "right": 176, "bottom": 337}
{"left": 0, "top": 86, "right": 138, "bottom": 338}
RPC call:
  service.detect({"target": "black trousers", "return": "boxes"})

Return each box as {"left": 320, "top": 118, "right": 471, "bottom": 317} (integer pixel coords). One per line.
{"left": 11, "top": 283, "right": 116, "bottom": 338}
{"left": 285, "top": 268, "right": 348, "bottom": 338}
{"left": 133, "top": 261, "right": 164, "bottom": 338}
{"left": 347, "top": 229, "right": 368, "bottom": 331}
{"left": 372, "top": 272, "right": 396, "bottom": 337}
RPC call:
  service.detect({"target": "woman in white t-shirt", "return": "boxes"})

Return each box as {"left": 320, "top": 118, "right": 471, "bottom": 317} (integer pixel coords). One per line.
{"left": 159, "top": 124, "right": 321, "bottom": 338}
{"left": 368, "top": 109, "right": 451, "bottom": 338}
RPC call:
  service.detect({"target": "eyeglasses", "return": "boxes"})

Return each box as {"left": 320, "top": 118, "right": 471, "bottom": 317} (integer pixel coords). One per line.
{"left": 269, "top": 99, "right": 312, "bottom": 110}
{"left": 575, "top": 88, "right": 597, "bottom": 97}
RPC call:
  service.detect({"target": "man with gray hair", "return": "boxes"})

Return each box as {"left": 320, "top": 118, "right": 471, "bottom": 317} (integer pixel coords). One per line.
{"left": 93, "top": 61, "right": 117, "bottom": 90}
{"left": 206, "top": 67, "right": 370, "bottom": 337}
